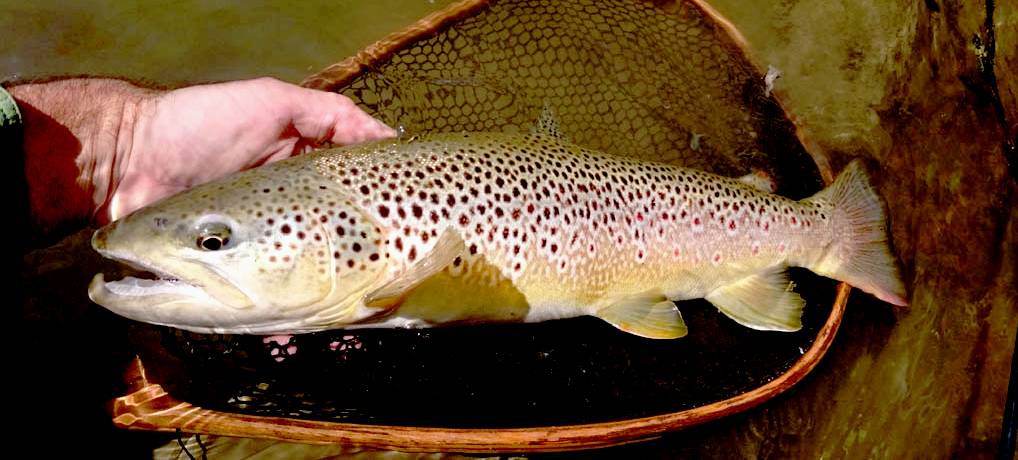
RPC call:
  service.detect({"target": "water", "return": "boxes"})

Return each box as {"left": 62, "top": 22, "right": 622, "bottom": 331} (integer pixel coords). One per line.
{"left": 0, "top": 0, "right": 451, "bottom": 85}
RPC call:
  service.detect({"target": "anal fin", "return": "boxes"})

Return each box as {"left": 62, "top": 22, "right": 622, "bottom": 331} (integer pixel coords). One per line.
{"left": 705, "top": 267, "right": 804, "bottom": 331}
{"left": 597, "top": 292, "right": 687, "bottom": 339}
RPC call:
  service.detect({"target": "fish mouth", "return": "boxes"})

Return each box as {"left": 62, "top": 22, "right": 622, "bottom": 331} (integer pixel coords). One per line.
{"left": 88, "top": 273, "right": 327, "bottom": 335}
{"left": 91, "top": 273, "right": 200, "bottom": 299}
{"left": 88, "top": 272, "right": 231, "bottom": 331}
{"left": 88, "top": 244, "right": 255, "bottom": 332}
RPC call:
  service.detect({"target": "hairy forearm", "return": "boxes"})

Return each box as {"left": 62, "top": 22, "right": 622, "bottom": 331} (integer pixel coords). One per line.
{"left": 10, "top": 78, "right": 157, "bottom": 234}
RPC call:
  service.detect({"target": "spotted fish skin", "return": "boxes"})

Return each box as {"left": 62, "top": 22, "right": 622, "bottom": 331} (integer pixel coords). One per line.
{"left": 89, "top": 132, "right": 907, "bottom": 337}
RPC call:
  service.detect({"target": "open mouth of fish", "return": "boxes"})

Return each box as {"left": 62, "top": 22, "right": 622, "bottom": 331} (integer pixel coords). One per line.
{"left": 92, "top": 253, "right": 193, "bottom": 295}
{"left": 88, "top": 250, "right": 218, "bottom": 317}
{"left": 94, "top": 272, "right": 203, "bottom": 298}
{"left": 91, "top": 276, "right": 213, "bottom": 309}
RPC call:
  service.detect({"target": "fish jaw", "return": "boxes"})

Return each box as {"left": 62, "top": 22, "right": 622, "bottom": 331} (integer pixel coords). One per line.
{"left": 88, "top": 273, "right": 349, "bottom": 334}
{"left": 88, "top": 273, "right": 233, "bottom": 333}
{"left": 87, "top": 237, "right": 262, "bottom": 333}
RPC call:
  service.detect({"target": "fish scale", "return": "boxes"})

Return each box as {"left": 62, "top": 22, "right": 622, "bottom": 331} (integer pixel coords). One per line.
{"left": 325, "top": 133, "right": 826, "bottom": 298}
{"left": 89, "top": 131, "right": 907, "bottom": 337}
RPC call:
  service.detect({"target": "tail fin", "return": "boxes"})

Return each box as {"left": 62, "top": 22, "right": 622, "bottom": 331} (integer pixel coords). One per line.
{"left": 807, "top": 160, "right": 908, "bottom": 306}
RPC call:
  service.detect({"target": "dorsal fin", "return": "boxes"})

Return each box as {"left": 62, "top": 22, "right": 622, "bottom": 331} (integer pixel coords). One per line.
{"left": 530, "top": 103, "right": 568, "bottom": 141}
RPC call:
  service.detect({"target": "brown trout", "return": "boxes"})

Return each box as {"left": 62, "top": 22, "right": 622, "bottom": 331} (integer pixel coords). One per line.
{"left": 88, "top": 131, "right": 907, "bottom": 337}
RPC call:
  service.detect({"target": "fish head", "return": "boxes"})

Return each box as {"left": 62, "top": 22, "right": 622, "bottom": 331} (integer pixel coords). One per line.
{"left": 88, "top": 160, "right": 389, "bottom": 334}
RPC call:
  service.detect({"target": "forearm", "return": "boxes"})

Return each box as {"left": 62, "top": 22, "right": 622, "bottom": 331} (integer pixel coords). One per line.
{"left": 9, "top": 78, "right": 157, "bottom": 235}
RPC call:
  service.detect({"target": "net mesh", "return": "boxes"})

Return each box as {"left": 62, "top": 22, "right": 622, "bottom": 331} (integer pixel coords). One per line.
{"left": 126, "top": 0, "right": 829, "bottom": 429}
{"left": 304, "top": 0, "right": 819, "bottom": 193}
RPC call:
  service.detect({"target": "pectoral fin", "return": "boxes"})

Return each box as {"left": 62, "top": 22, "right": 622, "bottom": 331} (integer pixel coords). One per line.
{"left": 705, "top": 268, "right": 804, "bottom": 331}
{"left": 363, "top": 228, "right": 465, "bottom": 309}
{"left": 597, "top": 292, "right": 687, "bottom": 339}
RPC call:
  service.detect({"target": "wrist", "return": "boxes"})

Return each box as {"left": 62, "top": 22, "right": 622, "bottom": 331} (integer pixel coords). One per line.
{"left": 101, "top": 88, "right": 155, "bottom": 224}
{"left": 10, "top": 78, "right": 158, "bottom": 230}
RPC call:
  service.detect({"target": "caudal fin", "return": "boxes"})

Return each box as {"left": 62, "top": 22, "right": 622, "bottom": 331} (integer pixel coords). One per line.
{"left": 807, "top": 160, "right": 908, "bottom": 306}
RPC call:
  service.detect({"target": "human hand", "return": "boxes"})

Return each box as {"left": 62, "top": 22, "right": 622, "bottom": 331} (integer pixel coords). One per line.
{"left": 108, "top": 77, "right": 395, "bottom": 221}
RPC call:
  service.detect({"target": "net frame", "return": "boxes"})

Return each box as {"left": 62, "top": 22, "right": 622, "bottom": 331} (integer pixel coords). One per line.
{"left": 110, "top": 0, "right": 850, "bottom": 451}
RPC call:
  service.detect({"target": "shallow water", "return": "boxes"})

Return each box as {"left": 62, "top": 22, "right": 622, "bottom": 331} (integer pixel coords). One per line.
{"left": 0, "top": 0, "right": 452, "bottom": 85}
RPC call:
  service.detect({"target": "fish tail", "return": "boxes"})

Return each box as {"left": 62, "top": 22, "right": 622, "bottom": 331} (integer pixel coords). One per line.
{"left": 806, "top": 160, "right": 908, "bottom": 306}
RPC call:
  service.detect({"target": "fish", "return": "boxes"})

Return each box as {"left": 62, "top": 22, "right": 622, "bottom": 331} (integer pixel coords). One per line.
{"left": 88, "top": 129, "right": 908, "bottom": 338}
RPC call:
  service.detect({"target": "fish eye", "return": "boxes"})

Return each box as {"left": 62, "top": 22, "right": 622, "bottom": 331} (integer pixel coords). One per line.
{"left": 198, "top": 235, "right": 226, "bottom": 251}
{"left": 195, "top": 222, "right": 232, "bottom": 251}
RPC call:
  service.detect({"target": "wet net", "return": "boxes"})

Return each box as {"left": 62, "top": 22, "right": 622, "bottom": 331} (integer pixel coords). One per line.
{"left": 304, "top": 0, "right": 820, "bottom": 195}
{"left": 123, "top": 0, "right": 829, "bottom": 430}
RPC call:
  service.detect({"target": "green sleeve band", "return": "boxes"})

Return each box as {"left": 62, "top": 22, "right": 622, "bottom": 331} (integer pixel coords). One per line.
{"left": 0, "top": 85, "right": 22, "bottom": 130}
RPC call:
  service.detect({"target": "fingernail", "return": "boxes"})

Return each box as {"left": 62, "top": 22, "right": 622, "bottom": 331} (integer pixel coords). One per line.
{"left": 377, "top": 120, "right": 398, "bottom": 137}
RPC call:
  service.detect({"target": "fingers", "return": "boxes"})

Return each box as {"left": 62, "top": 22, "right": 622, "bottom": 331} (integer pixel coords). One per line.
{"left": 287, "top": 84, "right": 396, "bottom": 146}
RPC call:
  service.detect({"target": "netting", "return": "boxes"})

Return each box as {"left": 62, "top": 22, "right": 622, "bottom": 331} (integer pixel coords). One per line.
{"left": 304, "top": 0, "right": 821, "bottom": 196}
{"left": 137, "top": 271, "right": 835, "bottom": 427}
{"left": 118, "top": 0, "right": 830, "bottom": 431}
